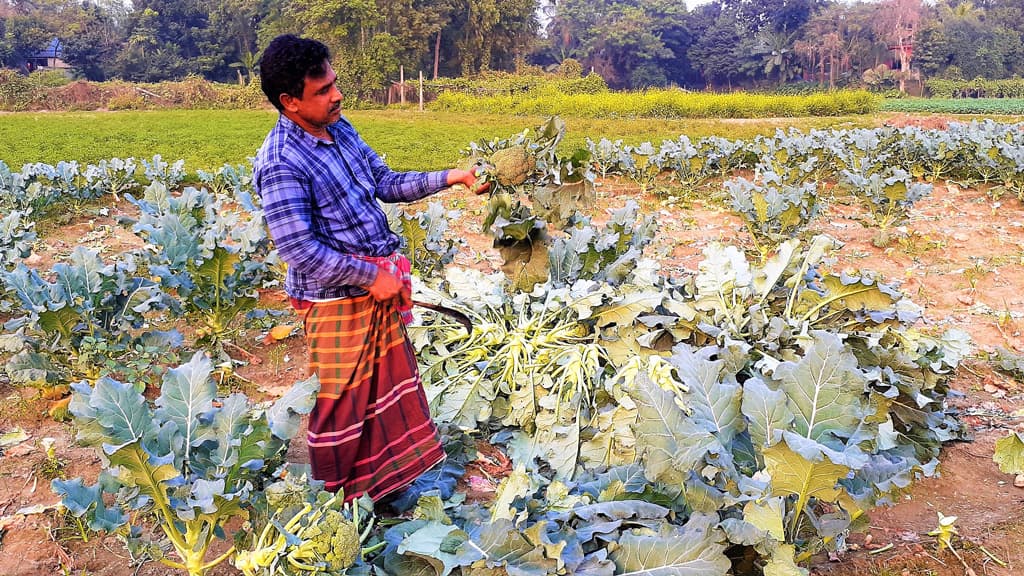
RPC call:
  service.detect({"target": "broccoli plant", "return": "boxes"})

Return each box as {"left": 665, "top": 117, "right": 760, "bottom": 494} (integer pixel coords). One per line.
{"left": 1, "top": 247, "right": 180, "bottom": 418}
{"left": 724, "top": 176, "right": 820, "bottom": 260}
{"left": 658, "top": 135, "right": 715, "bottom": 190}
{"left": 622, "top": 141, "right": 662, "bottom": 193}
{"left": 141, "top": 154, "right": 186, "bottom": 188}
{"left": 383, "top": 201, "right": 463, "bottom": 279}
{"left": 85, "top": 157, "right": 140, "bottom": 200}
{"left": 196, "top": 162, "right": 254, "bottom": 200}
{"left": 125, "top": 182, "right": 277, "bottom": 360}
{"left": 548, "top": 200, "right": 658, "bottom": 286}
{"left": 0, "top": 209, "right": 36, "bottom": 272}
{"left": 585, "top": 136, "right": 629, "bottom": 178}
{"left": 840, "top": 167, "right": 932, "bottom": 247}
{"left": 54, "top": 353, "right": 319, "bottom": 576}
{"left": 464, "top": 117, "right": 596, "bottom": 291}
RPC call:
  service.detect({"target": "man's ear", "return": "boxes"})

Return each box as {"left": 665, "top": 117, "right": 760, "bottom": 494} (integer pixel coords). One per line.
{"left": 279, "top": 93, "right": 300, "bottom": 112}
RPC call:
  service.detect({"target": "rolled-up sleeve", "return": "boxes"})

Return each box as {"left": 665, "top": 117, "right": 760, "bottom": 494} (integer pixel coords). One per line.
{"left": 259, "top": 161, "right": 378, "bottom": 288}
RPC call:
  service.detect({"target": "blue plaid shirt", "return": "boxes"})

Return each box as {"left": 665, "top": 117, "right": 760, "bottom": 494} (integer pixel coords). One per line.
{"left": 254, "top": 114, "right": 449, "bottom": 301}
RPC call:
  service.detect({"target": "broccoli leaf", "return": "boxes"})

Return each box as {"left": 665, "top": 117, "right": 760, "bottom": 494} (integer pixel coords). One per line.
{"left": 154, "top": 352, "right": 217, "bottom": 467}
{"left": 672, "top": 346, "right": 743, "bottom": 445}
{"left": 265, "top": 373, "right": 319, "bottom": 440}
{"left": 773, "top": 331, "right": 867, "bottom": 444}
{"left": 609, "top": 513, "right": 730, "bottom": 576}
{"left": 632, "top": 374, "right": 717, "bottom": 485}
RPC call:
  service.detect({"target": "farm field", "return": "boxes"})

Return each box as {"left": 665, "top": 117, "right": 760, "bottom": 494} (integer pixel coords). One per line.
{"left": 0, "top": 110, "right": 1023, "bottom": 576}
{"left": 0, "top": 108, "right": 952, "bottom": 171}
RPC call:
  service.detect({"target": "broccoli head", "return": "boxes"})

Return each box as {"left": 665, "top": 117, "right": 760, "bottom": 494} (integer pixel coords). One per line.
{"left": 489, "top": 145, "right": 536, "bottom": 187}
{"left": 299, "top": 509, "right": 360, "bottom": 571}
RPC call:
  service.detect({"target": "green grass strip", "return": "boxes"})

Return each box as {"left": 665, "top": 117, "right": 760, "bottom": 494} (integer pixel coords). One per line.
{"left": 1, "top": 109, "right": 882, "bottom": 172}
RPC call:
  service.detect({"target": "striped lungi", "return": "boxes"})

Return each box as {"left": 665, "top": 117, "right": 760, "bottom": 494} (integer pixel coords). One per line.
{"left": 295, "top": 291, "right": 444, "bottom": 502}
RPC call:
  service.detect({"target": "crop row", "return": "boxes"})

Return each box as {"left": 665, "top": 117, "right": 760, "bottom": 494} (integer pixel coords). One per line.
{"left": 880, "top": 97, "right": 1024, "bottom": 115}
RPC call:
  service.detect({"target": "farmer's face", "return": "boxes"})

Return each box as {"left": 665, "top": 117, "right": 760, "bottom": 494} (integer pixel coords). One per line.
{"left": 284, "top": 60, "right": 343, "bottom": 134}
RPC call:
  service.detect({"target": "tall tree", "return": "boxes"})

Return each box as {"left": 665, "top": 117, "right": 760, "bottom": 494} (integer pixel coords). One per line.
{"left": 874, "top": 0, "right": 923, "bottom": 92}
{"left": 688, "top": 5, "right": 748, "bottom": 90}
{"left": 59, "top": 3, "right": 123, "bottom": 80}
{"left": 915, "top": 0, "right": 1024, "bottom": 80}
{"left": 551, "top": 0, "right": 687, "bottom": 88}
{"left": 0, "top": 2, "right": 52, "bottom": 69}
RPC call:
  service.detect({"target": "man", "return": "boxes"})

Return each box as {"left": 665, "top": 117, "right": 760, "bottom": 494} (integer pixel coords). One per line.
{"left": 253, "top": 34, "right": 484, "bottom": 502}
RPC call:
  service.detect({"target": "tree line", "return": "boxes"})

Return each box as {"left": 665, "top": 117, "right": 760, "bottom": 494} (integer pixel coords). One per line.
{"left": 1, "top": 0, "right": 1022, "bottom": 95}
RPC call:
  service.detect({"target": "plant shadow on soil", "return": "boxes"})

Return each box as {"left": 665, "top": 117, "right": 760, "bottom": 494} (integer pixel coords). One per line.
{"left": 2, "top": 132, "right": 1024, "bottom": 574}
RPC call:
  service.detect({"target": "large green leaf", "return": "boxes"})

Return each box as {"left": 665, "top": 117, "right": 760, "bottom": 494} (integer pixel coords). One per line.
{"left": 632, "top": 374, "right": 717, "bottom": 485}
{"left": 74, "top": 376, "right": 155, "bottom": 454}
{"left": 773, "top": 331, "right": 866, "bottom": 443}
{"left": 672, "top": 347, "right": 743, "bottom": 445}
{"left": 51, "top": 478, "right": 102, "bottom": 518}
{"left": 395, "top": 522, "right": 464, "bottom": 576}
{"left": 196, "top": 246, "right": 240, "bottom": 297}
{"left": 743, "top": 497, "right": 786, "bottom": 542}
{"left": 154, "top": 352, "right": 216, "bottom": 466}
{"left": 741, "top": 377, "right": 794, "bottom": 449}
{"left": 609, "top": 513, "right": 730, "bottom": 576}
{"left": 57, "top": 247, "right": 104, "bottom": 299}
{"left": 265, "top": 374, "right": 319, "bottom": 440}
{"left": 401, "top": 212, "right": 430, "bottom": 271}
{"left": 532, "top": 180, "right": 596, "bottom": 229}
{"left": 993, "top": 431, "right": 1024, "bottom": 475}
{"left": 762, "top": 544, "right": 808, "bottom": 576}
{"left": 106, "top": 441, "right": 182, "bottom": 502}
{"left": 795, "top": 274, "right": 900, "bottom": 325}
{"left": 191, "top": 393, "right": 250, "bottom": 470}
{"left": 37, "top": 306, "right": 81, "bottom": 341}
{"left": 5, "top": 350, "right": 59, "bottom": 384}
{"left": 431, "top": 374, "right": 498, "bottom": 429}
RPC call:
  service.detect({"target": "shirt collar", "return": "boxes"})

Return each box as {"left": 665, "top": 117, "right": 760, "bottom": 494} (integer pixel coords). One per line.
{"left": 277, "top": 114, "right": 338, "bottom": 147}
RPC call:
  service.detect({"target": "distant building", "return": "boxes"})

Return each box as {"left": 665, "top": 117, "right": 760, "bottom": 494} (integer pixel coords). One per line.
{"left": 27, "top": 38, "right": 71, "bottom": 72}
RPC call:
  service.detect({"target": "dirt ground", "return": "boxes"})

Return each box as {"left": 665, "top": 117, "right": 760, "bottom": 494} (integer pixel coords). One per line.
{"left": 2, "top": 130, "right": 1024, "bottom": 575}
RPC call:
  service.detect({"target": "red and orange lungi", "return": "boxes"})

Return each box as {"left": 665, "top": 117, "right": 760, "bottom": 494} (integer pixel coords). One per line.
{"left": 292, "top": 254, "right": 443, "bottom": 502}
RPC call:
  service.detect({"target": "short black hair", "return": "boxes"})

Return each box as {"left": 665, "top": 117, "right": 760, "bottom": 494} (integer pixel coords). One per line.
{"left": 259, "top": 35, "right": 331, "bottom": 111}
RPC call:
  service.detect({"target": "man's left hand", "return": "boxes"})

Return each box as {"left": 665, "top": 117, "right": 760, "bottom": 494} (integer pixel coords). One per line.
{"left": 447, "top": 169, "right": 490, "bottom": 195}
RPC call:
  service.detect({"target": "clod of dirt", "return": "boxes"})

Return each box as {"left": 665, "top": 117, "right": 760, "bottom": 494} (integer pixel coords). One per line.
{"left": 1015, "top": 473, "right": 1024, "bottom": 488}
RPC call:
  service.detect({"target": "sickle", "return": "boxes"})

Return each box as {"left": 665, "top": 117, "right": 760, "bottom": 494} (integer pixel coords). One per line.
{"left": 412, "top": 300, "right": 473, "bottom": 333}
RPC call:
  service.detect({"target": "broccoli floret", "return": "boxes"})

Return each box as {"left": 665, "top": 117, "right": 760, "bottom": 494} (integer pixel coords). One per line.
{"left": 490, "top": 146, "right": 536, "bottom": 186}
{"left": 300, "top": 509, "right": 359, "bottom": 569}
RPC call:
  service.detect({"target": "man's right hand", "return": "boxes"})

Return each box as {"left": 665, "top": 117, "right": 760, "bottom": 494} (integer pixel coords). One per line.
{"left": 366, "top": 267, "right": 402, "bottom": 301}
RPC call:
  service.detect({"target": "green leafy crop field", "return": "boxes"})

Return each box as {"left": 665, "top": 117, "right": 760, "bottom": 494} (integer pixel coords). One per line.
{"left": 3, "top": 110, "right": 1024, "bottom": 576}
{"left": 1, "top": 109, "right": 881, "bottom": 171}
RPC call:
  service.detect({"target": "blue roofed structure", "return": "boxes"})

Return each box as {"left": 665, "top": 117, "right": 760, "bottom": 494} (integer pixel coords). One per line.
{"left": 28, "top": 38, "right": 70, "bottom": 71}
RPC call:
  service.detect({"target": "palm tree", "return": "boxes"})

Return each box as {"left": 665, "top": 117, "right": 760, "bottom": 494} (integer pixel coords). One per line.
{"left": 759, "top": 29, "right": 800, "bottom": 86}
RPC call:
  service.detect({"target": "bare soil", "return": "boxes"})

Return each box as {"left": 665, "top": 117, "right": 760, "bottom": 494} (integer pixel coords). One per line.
{"left": 2, "top": 150, "right": 1023, "bottom": 576}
